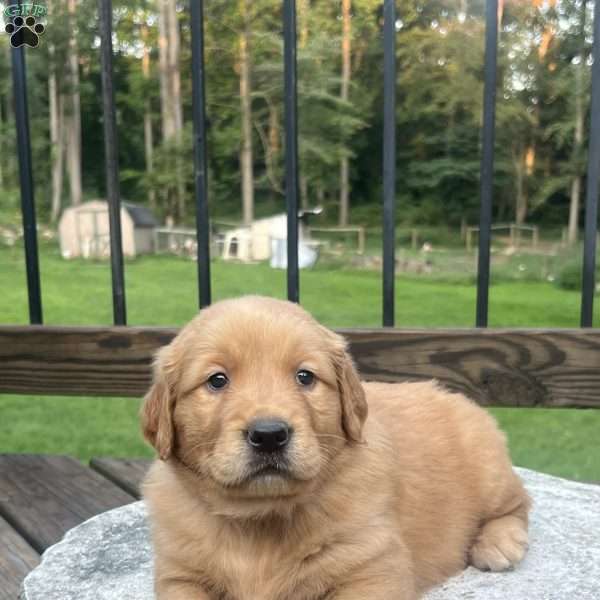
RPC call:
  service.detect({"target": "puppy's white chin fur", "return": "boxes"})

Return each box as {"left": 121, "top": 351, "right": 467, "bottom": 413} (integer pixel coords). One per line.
{"left": 206, "top": 469, "right": 324, "bottom": 518}
{"left": 209, "top": 479, "right": 312, "bottom": 520}
{"left": 246, "top": 470, "right": 299, "bottom": 492}
{"left": 226, "top": 472, "right": 305, "bottom": 498}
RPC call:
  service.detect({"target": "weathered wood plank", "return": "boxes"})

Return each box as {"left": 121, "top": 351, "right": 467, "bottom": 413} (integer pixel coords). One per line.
{"left": 1, "top": 325, "right": 600, "bottom": 407}
{"left": 0, "top": 515, "right": 39, "bottom": 600}
{"left": 89, "top": 457, "right": 152, "bottom": 499}
{"left": 0, "top": 455, "right": 135, "bottom": 553}
{"left": 0, "top": 326, "right": 176, "bottom": 397}
{"left": 344, "top": 329, "right": 600, "bottom": 408}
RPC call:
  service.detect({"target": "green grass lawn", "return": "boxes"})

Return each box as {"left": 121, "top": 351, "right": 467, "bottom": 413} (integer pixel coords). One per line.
{"left": 2, "top": 242, "right": 598, "bottom": 327}
{"left": 1, "top": 243, "right": 599, "bottom": 481}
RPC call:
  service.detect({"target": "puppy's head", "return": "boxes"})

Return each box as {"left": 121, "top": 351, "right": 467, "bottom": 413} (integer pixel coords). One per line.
{"left": 141, "top": 296, "right": 367, "bottom": 506}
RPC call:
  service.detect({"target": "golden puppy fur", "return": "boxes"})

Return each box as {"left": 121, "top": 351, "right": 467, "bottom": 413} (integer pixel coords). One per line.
{"left": 141, "top": 296, "right": 530, "bottom": 600}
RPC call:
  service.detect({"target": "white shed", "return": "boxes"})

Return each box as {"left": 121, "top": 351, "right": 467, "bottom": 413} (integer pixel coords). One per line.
{"left": 222, "top": 214, "right": 289, "bottom": 262}
{"left": 221, "top": 210, "right": 321, "bottom": 267}
{"left": 58, "top": 200, "right": 158, "bottom": 259}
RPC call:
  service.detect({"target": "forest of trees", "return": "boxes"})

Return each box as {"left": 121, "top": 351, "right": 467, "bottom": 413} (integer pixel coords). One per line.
{"left": 0, "top": 0, "right": 595, "bottom": 241}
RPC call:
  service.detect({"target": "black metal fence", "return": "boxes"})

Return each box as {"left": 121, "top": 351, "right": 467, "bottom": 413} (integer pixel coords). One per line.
{"left": 9, "top": 0, "right": 600, "bottom": 328}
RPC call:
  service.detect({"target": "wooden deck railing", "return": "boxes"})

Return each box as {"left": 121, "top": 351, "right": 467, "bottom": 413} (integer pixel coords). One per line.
{"left": 1, "top": 325, "right": 599, "bottom": 408}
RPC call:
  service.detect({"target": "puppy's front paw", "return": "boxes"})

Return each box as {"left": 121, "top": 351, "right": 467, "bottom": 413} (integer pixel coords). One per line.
{"left": 469, "top": 515, "right": 529, "bottom": 572}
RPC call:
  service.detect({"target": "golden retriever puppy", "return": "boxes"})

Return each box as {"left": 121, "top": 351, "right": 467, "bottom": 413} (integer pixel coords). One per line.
{"left": 141, "top": 296, "right": 530, "bottom": 600}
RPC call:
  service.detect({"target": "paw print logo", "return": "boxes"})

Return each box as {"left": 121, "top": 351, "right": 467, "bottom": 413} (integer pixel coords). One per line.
{"left": 5, "top": 16, "right": 45, "bottom": 48}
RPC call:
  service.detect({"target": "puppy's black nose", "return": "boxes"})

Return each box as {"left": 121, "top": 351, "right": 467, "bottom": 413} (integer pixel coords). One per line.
{"left": 247, "top": 420, "right": 291, "bottom": 453}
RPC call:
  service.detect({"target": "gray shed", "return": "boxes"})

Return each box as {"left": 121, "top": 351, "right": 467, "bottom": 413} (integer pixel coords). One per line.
{"left": 59, "top": 200, "right": 158, "bottom": 259}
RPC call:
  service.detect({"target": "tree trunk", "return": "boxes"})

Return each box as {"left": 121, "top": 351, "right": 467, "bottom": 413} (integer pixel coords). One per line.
{"left": 262, "top": 101, "right": 282, "bottom": 194}
{"left": 1, "top": 42, "right": 13, "bottom": 185}
{"left": 239, "top": 0, "right": 254, "bottom": 226}
{"left": 497, "top": 0, "right": 504, "bottom": 32}
{"left": 158, "top": 0, "right": 173, "bottom": 217}
{"left": 298, "top": 0, "right": 309, "bottom": 48}
{"left": 66, "top": 0, "right": 82, "bottom": 206}
{"left": 568, "top": 0, "right": 587, "bottom": 246}
{"left": 300, "top": 176, "right": 308, "bottom": 210}
{"left": 143, "top": 107, "right": 156, "bottom": 211}
{"left": 568, "top": 176, "right": 581, "bottom": 244}
{"left": 166, "top": 0, "right": 185, "bottom": 220}
{"left": 3, "top": 42, "right": 11, "bottom": 123}
{"left": 338, "top": 0, "right": 351, "bottom": 226}
{"left": 158, "top": 0, "right": 175, "bottom": 140}
{"left": 514, "top": 149, "right": 527, "bottom": 225}
{"left": 141, "top": 23, "right": 156, "bottom": 212}
{"left": 167, "top": 2, "right": 183, "bottom": 135}
{"left": 49, "top": 41, "right": 65, "bottom": 224}
{"left": 158, "top": 0, "right": 184, "bottom": 221}
{"left": 317, "top": 187, "right": 324, "bottom": 207}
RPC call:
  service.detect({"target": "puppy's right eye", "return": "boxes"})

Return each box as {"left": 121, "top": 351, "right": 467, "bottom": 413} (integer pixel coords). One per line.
{"left": 296, "top": 369, "right": 315, "bottom": 387}
{"left": 207, "top": 373, "right": 229, "bottom": 391}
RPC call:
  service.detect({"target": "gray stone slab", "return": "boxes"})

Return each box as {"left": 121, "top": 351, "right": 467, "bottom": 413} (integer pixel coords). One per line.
{"left": 425, "top": 468, "right": 600, "bottom": 600}
{"left": 21, "top": 468, "right": 600, "bottom": 600}
{"left": 21, "top": 502, "right": 153, "bottom": 600}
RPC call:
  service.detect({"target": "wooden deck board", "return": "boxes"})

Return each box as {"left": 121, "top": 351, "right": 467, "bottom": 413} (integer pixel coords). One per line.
{"left": 0, "top": 455, "right": 135, "bottom": 554}
{"left": 90, "top": 457, "right": 152, "bottom": 499}
{"left": 0, "top": 515, "right": 39, "bottom": 600}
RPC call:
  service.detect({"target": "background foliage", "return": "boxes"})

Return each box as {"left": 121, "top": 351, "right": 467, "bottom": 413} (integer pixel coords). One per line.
{"left": 0, "top": 0, "right": 595, "bottom": 231}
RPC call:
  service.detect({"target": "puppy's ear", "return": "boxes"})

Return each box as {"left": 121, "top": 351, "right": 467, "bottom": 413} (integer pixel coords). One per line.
{"left": 140, "top": 346, "right": 177, "bottom": 460}
{"left": 328, "top": 332, "right": 368, "bottom": 443}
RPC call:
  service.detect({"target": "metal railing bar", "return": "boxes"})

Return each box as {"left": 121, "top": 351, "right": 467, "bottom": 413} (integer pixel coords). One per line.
{"left": 283, "top": 0, "right": 299, "bottom": 303}
{"left": 98, "top": 0, "right": 127, "bottom": 325}
{"left": 475, "top": 0, "right": 499, "bottom": 328}
{"left": 382, "top": 0, "right": 396, "bottom": 327}
{"left": 11, "top": 42, "right": 42, "bottom": 324}
{"left": 190, "top": 0, "right": 212, "bottom": 308}
{"left": 580, "top": 0, "right": 600, "bottom": 327}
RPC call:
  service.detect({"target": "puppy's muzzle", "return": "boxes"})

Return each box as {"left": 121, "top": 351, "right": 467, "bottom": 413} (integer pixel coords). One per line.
{"left": 247, "top": 419, "right": 292, "bottom": 453}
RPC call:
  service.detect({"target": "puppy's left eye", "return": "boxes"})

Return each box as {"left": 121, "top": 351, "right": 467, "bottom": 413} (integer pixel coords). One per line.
{"left": 207, "top": 372, "right": 229, "bottom": 391}
{"left": 296, "top": 369, "right": 315, "bottom": 387}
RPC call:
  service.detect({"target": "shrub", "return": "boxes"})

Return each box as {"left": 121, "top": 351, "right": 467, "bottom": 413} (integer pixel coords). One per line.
{"left": 555, "top": 261, "right": 600, "bottom": 291}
